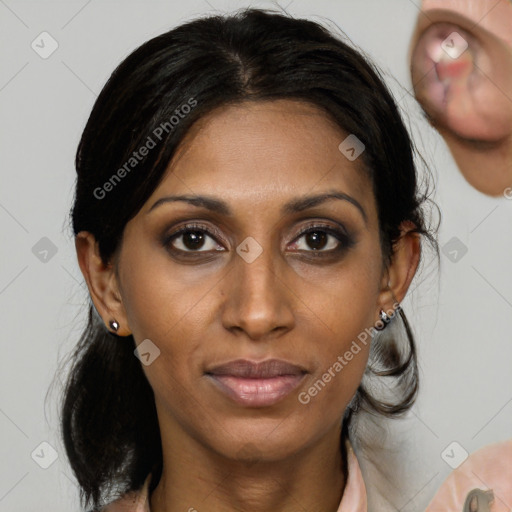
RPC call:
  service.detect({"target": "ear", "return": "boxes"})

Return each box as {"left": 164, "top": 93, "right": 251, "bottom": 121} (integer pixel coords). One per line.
{"left": 408, "top": 8, "right": 512, "bottom": 195}
{"left": 409, "top": 10, "right": 512, "bottom": 145}
{"left": 75, "top": 231, "right": 132, "bottom": 337}
{"left": 375, "top": 221, "right": 421, "bottom": 321}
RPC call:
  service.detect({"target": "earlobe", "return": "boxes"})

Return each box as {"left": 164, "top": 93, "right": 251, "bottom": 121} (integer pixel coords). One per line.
{"left": 75, "top": 231, "right": 131, "bottom": 337}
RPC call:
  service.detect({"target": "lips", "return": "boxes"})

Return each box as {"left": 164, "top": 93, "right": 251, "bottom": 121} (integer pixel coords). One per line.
{"left": 205, "top": 359, "right": 307, "bottom": 407}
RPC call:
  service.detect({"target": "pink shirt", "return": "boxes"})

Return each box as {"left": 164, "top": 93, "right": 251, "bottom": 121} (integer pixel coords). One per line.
{"left": 424, "top": 439, "right": 512, "bottom": 512}
{"left": 100, "top": 439, "right": 512, "bottom": 511}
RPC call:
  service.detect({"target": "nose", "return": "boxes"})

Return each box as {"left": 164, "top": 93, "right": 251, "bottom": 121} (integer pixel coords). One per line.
{"left": 220, "top": 240, "right": 295, "bottom": 341}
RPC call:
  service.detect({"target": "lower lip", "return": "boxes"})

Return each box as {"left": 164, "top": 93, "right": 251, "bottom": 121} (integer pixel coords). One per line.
{"left": 207, "top": 374, "right": 305, "bottom": 407}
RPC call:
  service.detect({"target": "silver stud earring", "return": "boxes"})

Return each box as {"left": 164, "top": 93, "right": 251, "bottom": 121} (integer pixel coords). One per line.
{"left": 109, "top": 319, "right": 119, "bottom": 333}
{"left": 374, "top": 309, "right": 390, "bottom": 331}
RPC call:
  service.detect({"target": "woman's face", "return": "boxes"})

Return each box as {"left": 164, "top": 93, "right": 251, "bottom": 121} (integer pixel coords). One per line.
{"left": 105, "top": 100, "right": 393, "bottom": 461}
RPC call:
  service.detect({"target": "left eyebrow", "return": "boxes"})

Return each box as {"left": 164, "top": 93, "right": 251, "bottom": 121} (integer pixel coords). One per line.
{"left": 147, "top": 190, "right": 368, "bottom": 225}
{"left": 281, "top": 191, "right": 367, "bottom": 224}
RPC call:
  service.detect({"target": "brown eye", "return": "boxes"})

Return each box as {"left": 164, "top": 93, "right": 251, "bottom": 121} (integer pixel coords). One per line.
{"left": 176, "top": 230, "right": 208, "bottom": 251}
{"left": 294, "top": 230, "right": 335, "bottom": 251}
{"left": 165, "top": 223, "right": 225, "bottom": 253}
{"left": 290, "top": 224, "right": 355, "bottom": 254}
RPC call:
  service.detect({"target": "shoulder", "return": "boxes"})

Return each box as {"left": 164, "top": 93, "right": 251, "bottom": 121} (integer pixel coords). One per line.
{"left": 425, "top": 439, "right": 512, "bottom": 511}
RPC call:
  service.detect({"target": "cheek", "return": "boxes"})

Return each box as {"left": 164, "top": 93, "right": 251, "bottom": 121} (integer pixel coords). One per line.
{"left": 301, "top": 297, "right": 374, "bottom": 409}
{"left": 118, "top": 225, "right": 219, "bottom": 340}
{"left": 116, "top": 240, "right": 212, "bottom": 395}
{"left": 119, "top": 259, "right": 215, "bottom": 414}
{"left": 292, "top": 255, "right": 380, "bottom": 413}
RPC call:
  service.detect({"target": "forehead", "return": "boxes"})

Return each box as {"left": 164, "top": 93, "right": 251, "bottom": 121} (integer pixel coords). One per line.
{"left": 149, "top": 99, "right": 373, "bottom": 216}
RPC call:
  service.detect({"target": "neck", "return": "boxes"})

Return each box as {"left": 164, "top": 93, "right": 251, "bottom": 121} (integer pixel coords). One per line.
{"left": 149, "top": 423, "right": 347, "bottom": 512}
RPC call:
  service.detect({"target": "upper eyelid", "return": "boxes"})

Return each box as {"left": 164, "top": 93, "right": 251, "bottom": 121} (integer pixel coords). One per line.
{"left": 293, "top": 222, "right": 349, "bottom": 239}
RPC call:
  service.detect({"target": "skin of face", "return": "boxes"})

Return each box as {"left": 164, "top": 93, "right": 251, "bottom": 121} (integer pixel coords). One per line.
{"left": 409, "top": 0, "right": 512, "bottom": 196}
{"left": 75, "top": 99, "right": 421, "bottom": 512}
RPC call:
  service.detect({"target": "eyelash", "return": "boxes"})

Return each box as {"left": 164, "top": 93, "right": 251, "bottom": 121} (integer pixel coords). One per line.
{"left": 163, "top": 221, "right": 354, "bottom": 258}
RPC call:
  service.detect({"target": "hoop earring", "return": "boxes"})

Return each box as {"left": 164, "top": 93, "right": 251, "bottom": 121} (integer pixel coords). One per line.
{"left": 109, "top": 319, "right": 119, "bottom": 333}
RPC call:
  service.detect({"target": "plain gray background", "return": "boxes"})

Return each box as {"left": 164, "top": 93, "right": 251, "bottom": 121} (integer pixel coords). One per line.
{"left": 1, "top": 0, "right": 511, "bottom": 510}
